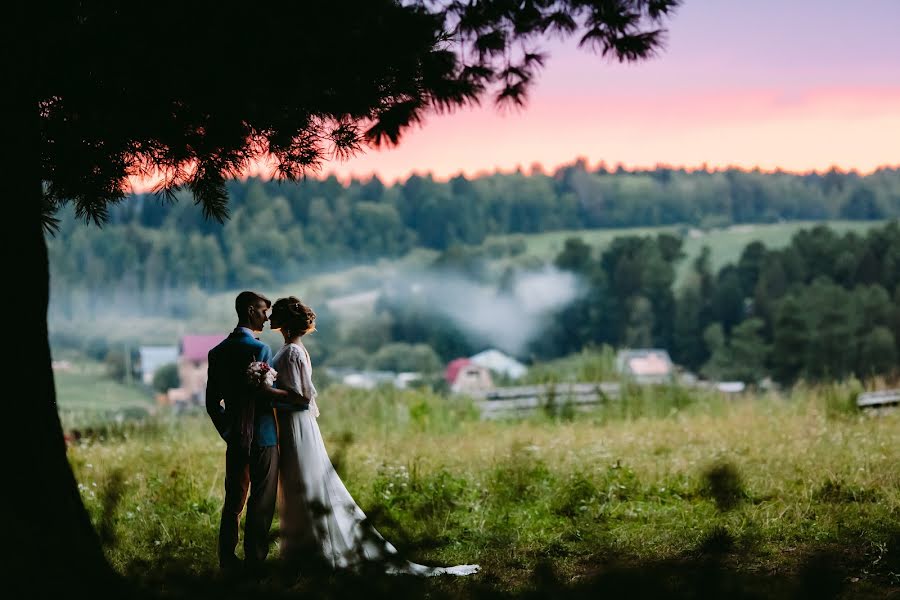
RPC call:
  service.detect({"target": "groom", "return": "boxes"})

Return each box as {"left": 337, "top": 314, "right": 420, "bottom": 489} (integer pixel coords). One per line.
{"left": 206, "top": 290, "right": 303, "bottom": 576}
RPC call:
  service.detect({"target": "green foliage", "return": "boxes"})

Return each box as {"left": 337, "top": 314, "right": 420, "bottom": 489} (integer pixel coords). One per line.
{"left": 549, "top": 221, "right": 899, "bottom": 384}
{"left": 49, "top": 218, "right": 898, "bottom": 387}
{"left": 104, "top": 350, "right": 128, "bottom": 382}
{"left": 813, "top": 477, "right": 881, "bottom": 503}
{"left": 672, "top": 285, "right": 707, "bottom": 370}
{"left": 818, "top": 379, "right": 865, "bottom": 419}
{"left": 104, "top": 348, "right": 139, "bottom": 383}
{"left": 858, "top": 326, "right": 898, "bottom": 377}
{"left": 47, "top": 169, "right": 900, "bottom": 320}
{"left": 550, "top": 471, "right": 598, "bottom": 518}
{"left": 368, "top": 343, "right": 443, "bottom": 373}
{"left": 327, "top": 346, "right": 369, "bottom": 370}
{"left": 554, "top": 237, "right": 593, "bottom": 272}
{"left": 701, "top": 319, "right": 769, "bottom": 383}
{"left": 151, "top": 363, "right": 179, "bottom": 393}
{"left": 55, "top": 364, "right": 155, "bottom": 429}
{"left": 545, "top": 232, "right": 681, "bottom": 357}
{"left": 524, "top": 347, "right": 618, "bottom": 384}
{"left": 612, "top": 384, "right": 699, "bottom": 420}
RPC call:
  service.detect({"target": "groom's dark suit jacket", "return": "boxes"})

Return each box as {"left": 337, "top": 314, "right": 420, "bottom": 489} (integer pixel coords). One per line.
{"left": 205, "top": 328, "right": 278, "bottom": 448}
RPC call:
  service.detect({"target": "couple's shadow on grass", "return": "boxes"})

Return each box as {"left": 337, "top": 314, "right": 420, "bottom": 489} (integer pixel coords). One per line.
{"left": 89, "top": 459, "right": 900, "bottom": 598}
{"left": 115, "top": 525, "right": 900, "bottom": 600}
{"left": 112, "top": 485, "right": 900, "bottom": 600}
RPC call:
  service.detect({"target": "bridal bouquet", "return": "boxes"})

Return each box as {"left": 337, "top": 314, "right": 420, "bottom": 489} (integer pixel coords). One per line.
{"left": 247, "top": 361, "right": 277, "bottom": 388}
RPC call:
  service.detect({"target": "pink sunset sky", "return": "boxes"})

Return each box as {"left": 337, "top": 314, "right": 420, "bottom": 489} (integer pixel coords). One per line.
{"left": 134, "top": 0, "right": 898, "bottom": 192}
{"left": 318, "top": 0, "right": 900, "bottom": 182}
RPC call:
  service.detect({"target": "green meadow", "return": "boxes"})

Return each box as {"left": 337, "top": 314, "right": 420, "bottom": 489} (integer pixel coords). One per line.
{"left": 65, "top": 380, "right": 900, "bottom": 597}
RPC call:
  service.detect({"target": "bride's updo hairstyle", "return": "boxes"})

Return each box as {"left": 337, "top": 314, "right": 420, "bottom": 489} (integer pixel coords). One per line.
{"left": 272, "top": 296, "right": 317, "bottom": 337}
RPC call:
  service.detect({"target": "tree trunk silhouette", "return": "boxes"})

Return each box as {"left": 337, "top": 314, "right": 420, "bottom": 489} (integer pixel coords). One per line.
{"left": 13, "top": 79, "right": 118, "bottom": 594}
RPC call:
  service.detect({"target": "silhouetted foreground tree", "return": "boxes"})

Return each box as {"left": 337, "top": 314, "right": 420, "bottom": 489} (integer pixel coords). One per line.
{"left": 12, "top": 0, "right": 678, "bottom": 592}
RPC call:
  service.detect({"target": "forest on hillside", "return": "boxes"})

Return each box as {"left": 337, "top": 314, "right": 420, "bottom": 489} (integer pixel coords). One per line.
{"left": 47, "top": 165, "right": 900, "bottom": 385}
{"left": 540, "top": 222, "right": 900, "bottom": 383}
{"left": 48, "top": 164, "right": 899, "bottom": 305}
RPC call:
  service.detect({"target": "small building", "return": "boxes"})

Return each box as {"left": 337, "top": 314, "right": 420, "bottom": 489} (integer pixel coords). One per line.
{"left": 445, "top": 357, "right": 472, "bottom": 385}
{"left": 615, "top": 349, "right": 675, "bottom": 384}
{"left": 715, "top": 381, "right": 746, "bottom": 394}
{"left": 324, "top": 367, "right": 422, "bottom": 390}
{"left": 138, "top": 345, "right": 178, "bottom": 386}
{"left": 469, "top": 349, "right": 527, "bottom": 380}
{"left": 339, "top": 370, "right": 397, "bottom": 390}
{"left": 451, "top": 364, "right": 493, "bottom": 394}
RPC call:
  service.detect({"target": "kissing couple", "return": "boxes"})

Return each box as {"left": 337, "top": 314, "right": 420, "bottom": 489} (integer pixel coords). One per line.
{"left": 206, "top": 291, "right": 479, "bottom": 578}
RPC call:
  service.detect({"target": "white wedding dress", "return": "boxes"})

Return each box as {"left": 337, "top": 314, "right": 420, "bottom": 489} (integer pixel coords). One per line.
{"left": 273, "top": 341, "right": 479, "bottom": 577}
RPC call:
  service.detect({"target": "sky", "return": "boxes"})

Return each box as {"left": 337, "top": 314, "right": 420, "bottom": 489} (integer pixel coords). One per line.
{"left": 316, "top": 0, "right": 900, "bottom": 182}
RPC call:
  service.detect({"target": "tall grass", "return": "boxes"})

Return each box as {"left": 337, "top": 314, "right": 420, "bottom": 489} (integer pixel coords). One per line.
{"left": 65, "top": 383, "right": 900, "bottom": 596}
{"left": 523, "top": 345, "right": 620, "bottom": 385}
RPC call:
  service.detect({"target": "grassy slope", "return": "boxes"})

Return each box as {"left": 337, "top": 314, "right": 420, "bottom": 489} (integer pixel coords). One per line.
{"left": 68, "top": 385, "right": 900, "bottom": 596}
{"left": 55, "top": 365, "right": 157, "bottom": 428}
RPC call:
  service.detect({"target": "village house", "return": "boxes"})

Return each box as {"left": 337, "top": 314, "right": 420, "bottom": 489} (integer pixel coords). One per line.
{"left": 450, "top": 363, "right": 493, "bottom": 394}
{"left": 615, "top": 349, "right": 675, "bottom": 384}
{"left": 469, "top": 348, "right": 527, "bottom": 379}
{"left": 445, "top": 348, "right": 528, "bottom": 394}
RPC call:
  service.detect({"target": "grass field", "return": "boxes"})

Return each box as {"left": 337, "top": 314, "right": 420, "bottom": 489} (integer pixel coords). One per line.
{"left": 55, "top": 365, "right": 157, "bottom": 428}
{"left": 67, "top": 383, "right": 900, "bottom": 597}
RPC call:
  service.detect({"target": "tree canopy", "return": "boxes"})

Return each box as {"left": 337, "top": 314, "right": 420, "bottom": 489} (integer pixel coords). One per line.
{"left": 15, "top": 1, "right": 681, "bottom": 593}
{"left": 547, "top": 221, "right": 900, "bottom": 384}
{"left": 36, "top": 0, "right": 680, "bottom": 229}
{"left": 46, "top": 167, "right": 900, "bottom": 311}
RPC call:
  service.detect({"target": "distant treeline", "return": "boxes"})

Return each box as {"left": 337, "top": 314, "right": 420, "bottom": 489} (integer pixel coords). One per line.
{"left": 326, "top": 221, "right": 900, "bottom": 384}
{"left": 48, "top": 164, "right": 900, "bottom": 307}
{"left": 543, "top": 221, "right": 900, "bottom": 384}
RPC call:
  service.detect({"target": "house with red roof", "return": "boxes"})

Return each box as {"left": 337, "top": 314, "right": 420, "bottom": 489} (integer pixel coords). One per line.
{"left": 445, "top": 356, "right": 494, "bottom": 394}
{"left": 444, "top": 357, "right": 472, "bottom": 385}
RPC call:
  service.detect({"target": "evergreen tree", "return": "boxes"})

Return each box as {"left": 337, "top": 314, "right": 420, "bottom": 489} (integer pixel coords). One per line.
{"left": 803, "top": 280, "right": 859, "bottom": 381}
{"left": 20, "top": 2, "right": 680, "bottom": 589}
{"left": 726, "top": 318, "right": 770, "bottom": 383}
{"left": 672, "top": 285, "right": 707, "bottom": 370}
{"left": 771, "top": 294, "right": 809, "bottom": 383}
{"left": 623, "top": 296, "right": 655, "bottom": 348}
{"left": 840, "top": 187, "right": 884, "bottom": 220}
{"left": 555, "top": 237, "right": 593, "bottom": 273}
{"left": 713, "top": 265, "right": 745, "bottom": 334}
{"left": 857, "top": 327, "right": 898, "bottom": 378}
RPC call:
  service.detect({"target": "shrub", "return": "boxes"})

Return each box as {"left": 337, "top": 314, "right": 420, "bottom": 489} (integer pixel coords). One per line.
{"left": 151, "top": 363, "right": 179, "bottom": 393}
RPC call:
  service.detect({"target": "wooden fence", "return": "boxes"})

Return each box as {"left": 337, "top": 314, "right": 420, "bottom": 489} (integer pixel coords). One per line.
{"left": 472, "top": 384, "right": 900, "bottom": 419}
{"left": 856, "top": 389, "right": 900, "bottom": 410}
{"left": 473, "top": 383, "right": 621, "bottom": 420}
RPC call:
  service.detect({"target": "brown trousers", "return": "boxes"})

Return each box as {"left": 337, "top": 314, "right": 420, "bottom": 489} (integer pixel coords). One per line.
{"left": 219, "top": 443, "right": 279, "bottom": 569}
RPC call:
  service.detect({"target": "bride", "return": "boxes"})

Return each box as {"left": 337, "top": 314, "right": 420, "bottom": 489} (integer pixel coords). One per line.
{"left": 269, "top": 296, "right": 479, "bottom": 577}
